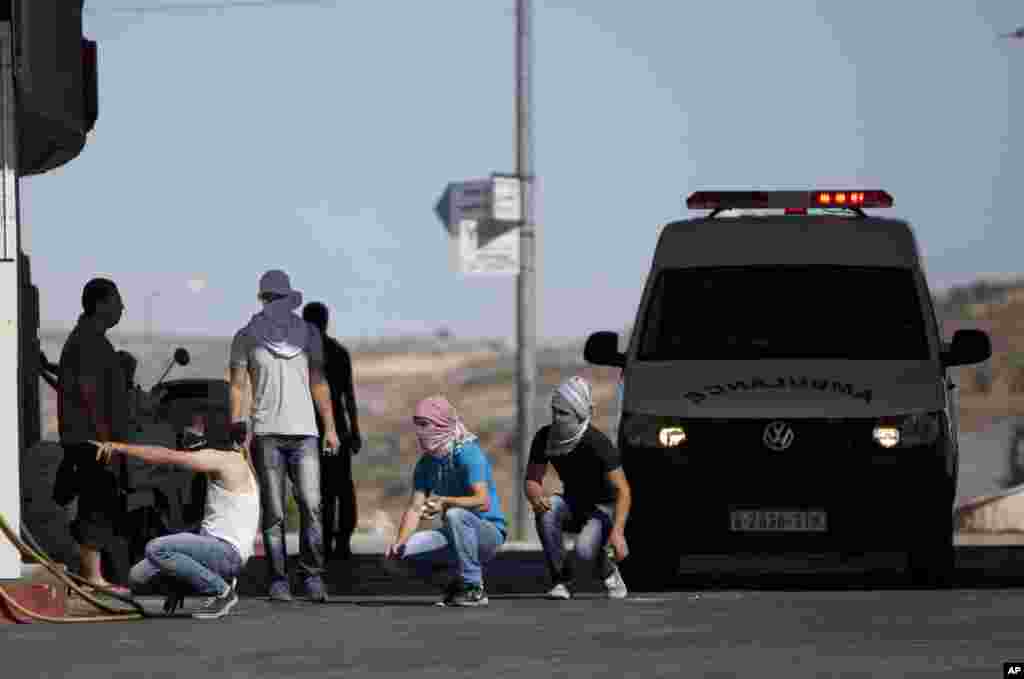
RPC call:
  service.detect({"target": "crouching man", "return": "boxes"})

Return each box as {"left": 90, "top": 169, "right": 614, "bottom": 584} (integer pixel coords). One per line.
{"left": 524, "top": 376, "right": 631, "bottom": 600}
{"left": 384, "top": 396, "right": 507, "bottom": 607}
{"left": 90, "top": 439, "right": 260, "bottom": 619}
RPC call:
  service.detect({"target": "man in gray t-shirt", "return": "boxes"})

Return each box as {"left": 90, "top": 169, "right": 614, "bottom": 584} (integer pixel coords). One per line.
{"left": 228, "top": 270, "right": 339, "bottom": 603}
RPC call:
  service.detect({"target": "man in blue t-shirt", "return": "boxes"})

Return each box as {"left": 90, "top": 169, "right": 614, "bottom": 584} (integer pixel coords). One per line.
{"left": 384, "top": 396, "right": 506, "bottom": 607}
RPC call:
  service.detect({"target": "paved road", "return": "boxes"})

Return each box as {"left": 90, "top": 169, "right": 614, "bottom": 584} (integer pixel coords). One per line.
{"left": 7, "top": 581, "right": 1024, "bottom": 678}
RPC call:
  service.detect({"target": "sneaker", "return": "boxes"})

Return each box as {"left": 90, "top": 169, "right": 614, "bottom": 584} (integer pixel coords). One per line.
{"left": 193, "top": 579, "right": 238, "bottom": 620}
{"left": 449, "top": 581, "right": 489, "bottom": 608}
{"left": 268, "top": 579, "right": 293, "bottom": 602}
{"left": 305, "top": 576, "right": 329, "bottom": 603}
{"left": 547, "top": 583, "right": 571, "bottom": 600}
{"left": 603, "top": 564, "right": 628, "bottom": 600}
{"left": 434, "top": 580, "right": 461, "bottom": 607}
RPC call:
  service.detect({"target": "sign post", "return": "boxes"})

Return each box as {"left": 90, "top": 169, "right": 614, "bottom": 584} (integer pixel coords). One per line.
{"left": 513, "top": 0, "right": 536, "bottom": 544}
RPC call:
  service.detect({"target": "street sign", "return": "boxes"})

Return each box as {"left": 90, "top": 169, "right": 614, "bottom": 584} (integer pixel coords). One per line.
{"left": 491, "top": 174, "right": 523, "bottom": 223}
{"left": 437, "top": 176, "right": 523, "bottom": 275}
{"left": 450, "top": 218, "right": 519, "bottom": 275}
{"left": 435, "top": 179, "right": 492, "bottom": 236}
{"left": 436, "top": 175, "right": 524, "bottom": 234}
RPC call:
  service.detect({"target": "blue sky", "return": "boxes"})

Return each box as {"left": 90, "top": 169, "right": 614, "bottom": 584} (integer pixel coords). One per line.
{"left": 20, "top": 1, "right": 1024, "bottom": 340}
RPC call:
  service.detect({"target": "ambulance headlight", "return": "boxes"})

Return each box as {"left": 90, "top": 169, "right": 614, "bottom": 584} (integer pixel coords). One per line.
{"left": 872, "top": 413, "right": 942, "bottom": 449}
{"left": 658, "top": 427, "right": 687, "bottom": 447}
{"left": 621, "top": 414, "right": 688, "bottom": 449}
{"left": 872, "top": 426, "right": 900, "bottom": 449}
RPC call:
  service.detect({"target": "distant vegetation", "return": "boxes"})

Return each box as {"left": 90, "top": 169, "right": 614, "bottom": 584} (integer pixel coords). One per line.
{"left": 934, "top": 277, "right": 1024, "bottom": 320}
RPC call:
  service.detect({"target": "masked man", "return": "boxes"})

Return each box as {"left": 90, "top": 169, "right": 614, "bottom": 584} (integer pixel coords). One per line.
{"left": 228, "top": 270, "right": 339, "bottom": 603}
{"left": 523, "top": 376, "right": 631, "bottom": 600}
{"left": 384, "top": 396, "right": 506, "bottom": 607}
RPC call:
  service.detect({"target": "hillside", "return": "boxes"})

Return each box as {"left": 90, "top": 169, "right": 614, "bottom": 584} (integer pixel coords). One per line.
{"left": 36, "top": 331, "right": 617, "bottom": 537}
{"left": 940, "top": 283, "right": 1024, "bottom": 435}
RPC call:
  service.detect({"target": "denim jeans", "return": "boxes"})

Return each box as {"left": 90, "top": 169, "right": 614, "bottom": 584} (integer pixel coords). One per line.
{"left": 537, "top": 494, "right": 615, "bottom": 583}
{"left": 251, "top": 435, "right": 324, "bottom": 586}
{"left": 386, "top": 507, "right": 504, "bottom": 586}
{"left": 129, "top": 531, "right": 242, "bottom": 596}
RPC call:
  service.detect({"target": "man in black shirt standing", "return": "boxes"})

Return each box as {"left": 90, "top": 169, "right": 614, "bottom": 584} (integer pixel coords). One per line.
{"left": 303, "top": 302, "right": 362, "bottom": 560}
{"left": 523, "top": 376, "right": 631, "bottom": 600}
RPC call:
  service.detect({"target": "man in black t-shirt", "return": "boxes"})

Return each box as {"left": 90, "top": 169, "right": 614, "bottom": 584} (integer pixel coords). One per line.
{"left": 303, "top": 302, "right": 363, "bottom": 561}
{"left": 524, "top": 376, "right": 632, "bottom": 600}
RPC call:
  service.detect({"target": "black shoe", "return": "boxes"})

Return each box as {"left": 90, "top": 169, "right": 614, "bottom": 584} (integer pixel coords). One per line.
{"left": 162, "top": 583, "right": 190, "bottom": 615}
{"left": 434, "top": 580, "right": 461, "bottom": 607}
{"left": 448, "top": 581, "right": 488, "bottom": 608}
{"left": 193, "top": 579, "right": 238, "bottom": 620}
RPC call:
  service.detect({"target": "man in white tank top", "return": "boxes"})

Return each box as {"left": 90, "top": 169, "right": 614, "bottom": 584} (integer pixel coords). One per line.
{"left": 90, "top": 439, "right": 260, "bottom": 620}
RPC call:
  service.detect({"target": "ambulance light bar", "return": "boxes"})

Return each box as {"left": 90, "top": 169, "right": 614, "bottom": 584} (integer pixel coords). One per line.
{"left": 686, "top": 190, "right": 894, "bottom": 210}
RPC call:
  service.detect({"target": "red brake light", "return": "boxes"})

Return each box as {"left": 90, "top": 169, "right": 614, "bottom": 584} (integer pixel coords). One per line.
{"left": 811, "top": 190, "right": 892, "bottom": 208}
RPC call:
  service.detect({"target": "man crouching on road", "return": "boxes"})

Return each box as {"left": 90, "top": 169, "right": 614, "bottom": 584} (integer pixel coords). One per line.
{"left": 524, "top": 376, "right": 631, "bottom": 600}
{"left": 384, "top": 396, "right": 507, "bottom": 607}
{"left": 90, "top": 439, "right": 260, "bottom": 620}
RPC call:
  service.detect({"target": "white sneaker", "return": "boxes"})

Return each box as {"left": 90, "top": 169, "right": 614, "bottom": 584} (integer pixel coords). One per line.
{"left": 603, "top": 565, "right": 628, "bottom": 600}
{"left": 547, "top": 583, "right": 571, "bottom": 600}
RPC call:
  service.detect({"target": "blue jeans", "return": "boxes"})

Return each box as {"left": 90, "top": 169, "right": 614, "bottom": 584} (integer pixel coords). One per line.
{"left": 386, "top": 507, "right": 504, "bottom": 586}
{"left": 251, "top": 435, "right": 324, "bottom": 586}
{"left": 129, "top": 531, "right": 242, "bottom": 596}
{"left": 537, "top": 495, "right": 615, "bottom": 583}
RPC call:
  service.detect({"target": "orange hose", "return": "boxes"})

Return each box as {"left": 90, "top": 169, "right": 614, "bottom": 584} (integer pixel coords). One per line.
{"left": 0, "top": 583, "right": 142, "bottom": 623}
{"left": 0, "top": 511, "right": 145, "bottom": 622}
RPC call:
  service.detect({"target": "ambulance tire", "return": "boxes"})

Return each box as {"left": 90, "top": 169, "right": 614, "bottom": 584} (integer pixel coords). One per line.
{"left": 906, "top": 501, "right": 955, "bottom": 589}
{"left": 619, "top": 529, "right": 677, "bottom": 592}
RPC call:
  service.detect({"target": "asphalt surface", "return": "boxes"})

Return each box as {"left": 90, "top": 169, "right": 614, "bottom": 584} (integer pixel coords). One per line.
{"left": 7, "top": 580, "right": 1024, "bottom": 678}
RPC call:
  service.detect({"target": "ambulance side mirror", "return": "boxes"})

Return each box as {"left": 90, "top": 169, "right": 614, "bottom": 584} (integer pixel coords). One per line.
{"left": 942, "top": 329, "right": 991, "bottom": 368}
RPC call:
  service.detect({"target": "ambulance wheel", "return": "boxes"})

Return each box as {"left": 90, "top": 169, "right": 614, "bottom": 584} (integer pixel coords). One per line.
{"left": 906, "top": 525, "right": 954, "bottom": 588}
{"left": 620, "top": 537, "right": 677, "bottom": 592}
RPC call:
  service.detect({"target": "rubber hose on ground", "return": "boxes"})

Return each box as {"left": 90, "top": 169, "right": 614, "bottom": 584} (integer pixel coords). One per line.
{"left": 0, "top": 510, "right": 145, "bottom": 622}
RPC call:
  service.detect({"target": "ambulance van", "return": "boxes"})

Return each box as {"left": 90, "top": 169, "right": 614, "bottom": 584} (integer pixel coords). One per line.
{"left": 584, "top": 190, "right": 992, "bottom": 587}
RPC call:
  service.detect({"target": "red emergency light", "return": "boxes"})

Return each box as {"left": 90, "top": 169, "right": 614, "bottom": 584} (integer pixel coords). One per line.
{"left": 812, "top": 190, "right": 893, "bottom": 207}
{"left": 686, "top": 190, "right": 894, "bottom": 210}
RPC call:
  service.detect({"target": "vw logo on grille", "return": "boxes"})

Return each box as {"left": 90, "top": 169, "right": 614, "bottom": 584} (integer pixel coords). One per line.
{"left": 763, "top": 421, "right": 795, "bottom": 452}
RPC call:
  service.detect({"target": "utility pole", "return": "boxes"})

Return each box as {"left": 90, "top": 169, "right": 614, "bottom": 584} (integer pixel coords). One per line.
{"left": 514, "top": 0, "right": 535, "bottom": 543}
{"left": 0, "top": 17, "right": 22, "bottom": 579}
